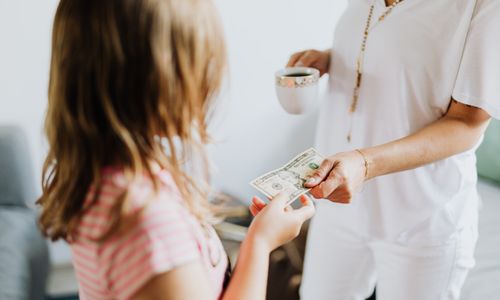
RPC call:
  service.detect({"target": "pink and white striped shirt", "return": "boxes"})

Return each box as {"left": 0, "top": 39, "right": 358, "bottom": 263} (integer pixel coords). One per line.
{"left": 70, "top": 167, "right": 228, "bottom": 300}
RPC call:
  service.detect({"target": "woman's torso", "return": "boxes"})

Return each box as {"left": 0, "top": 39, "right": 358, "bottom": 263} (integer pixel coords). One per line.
{"left": 315, "top": 0, "right": 481, "bottom": 246}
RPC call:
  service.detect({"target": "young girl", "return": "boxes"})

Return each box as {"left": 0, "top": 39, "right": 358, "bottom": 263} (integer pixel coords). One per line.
{"left": 37, "top": 0, "right": 315, "bottom": 299}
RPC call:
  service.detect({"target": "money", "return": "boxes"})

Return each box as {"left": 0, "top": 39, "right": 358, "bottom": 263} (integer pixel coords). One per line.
{"left": 250, "top": 148, "right": 324, "bottom": 205}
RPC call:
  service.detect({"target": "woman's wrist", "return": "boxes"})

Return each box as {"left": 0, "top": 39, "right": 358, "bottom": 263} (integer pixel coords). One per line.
{"left": 355, "top": 149, "right": 370, "bottom": 180}
{"left": 360, "top": 146, "right": 385, "bottom": 180}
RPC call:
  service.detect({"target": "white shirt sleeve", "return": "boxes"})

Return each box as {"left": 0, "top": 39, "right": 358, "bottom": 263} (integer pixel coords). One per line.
{"left": 452, "top": 0, "right": 500, "bottom": 120}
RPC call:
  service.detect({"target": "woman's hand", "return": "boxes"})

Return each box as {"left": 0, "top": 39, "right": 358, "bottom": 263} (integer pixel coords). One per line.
{"left": 286, "top": 49, "right": 331, "bottom": 76}
{"left": 247, "top": 193, "right": 315, "bottom": 252}
{"left": 304, "top": 151, "right": 366, "bottom": 203}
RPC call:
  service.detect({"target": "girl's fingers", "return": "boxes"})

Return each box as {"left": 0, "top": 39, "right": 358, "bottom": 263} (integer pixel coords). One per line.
{"left": 249, "top": 204, "right": 259, "bottom": 216}
{"left": 299, "top": 194, "right": 312, "bottom": 205}
{"left": 269, "top": 192, "right": 291, "bottom": 208}
{"left": 291, "top": 197, "right": 316, "bottom": 221}
{"left": 252, "top": 196, "right": 267, "bottom": 210}
{"left": 252, "top": 194, "right": 313, "bottom": 217}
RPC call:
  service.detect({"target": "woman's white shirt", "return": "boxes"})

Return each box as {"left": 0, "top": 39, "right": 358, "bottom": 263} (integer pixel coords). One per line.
{"left": 315, "top": 0, "right": 500, "bottom": 246}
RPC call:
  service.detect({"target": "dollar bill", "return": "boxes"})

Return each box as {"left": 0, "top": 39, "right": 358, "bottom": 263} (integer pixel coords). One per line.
{"left": 250, "top": 148, "right": 324, "bottom": 205}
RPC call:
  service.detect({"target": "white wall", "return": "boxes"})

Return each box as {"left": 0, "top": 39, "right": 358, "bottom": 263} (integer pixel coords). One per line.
{"left": 210, "top": 0, "right": 346, "bottom": 200}
{"left": 0, "top": 0, "right": 68, "bottom": 264}
{"left": 0, "top": 0, "right": 346, "bottom": 264}
{"left": 0, "top": 0, "right": 58, "bottom": 189}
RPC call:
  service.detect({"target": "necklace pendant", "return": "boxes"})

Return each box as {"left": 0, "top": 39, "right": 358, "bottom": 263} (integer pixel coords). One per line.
{"left": 347, "top": 134, "right": 351, "bottom": 143}
{"left": 350, "top": 93, "right": 359, "bottom": 113}
{"left": 356, "top": 72, "right": 362, "bottom": 88}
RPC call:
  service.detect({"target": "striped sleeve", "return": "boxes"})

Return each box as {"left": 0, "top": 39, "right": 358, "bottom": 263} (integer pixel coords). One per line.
{"left": 102, "top": 197, "right": 201, "bottom": 300}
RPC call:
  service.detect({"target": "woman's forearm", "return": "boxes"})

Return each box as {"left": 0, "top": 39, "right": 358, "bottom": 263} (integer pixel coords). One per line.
{"left": 306, "top": 100, "right": 491, "bottom": 204}
{"left": 363, "top": 110, "right": 490, "bottom": 180}
{"left": 222, "top": 233, "right": 270, "bottom": 300}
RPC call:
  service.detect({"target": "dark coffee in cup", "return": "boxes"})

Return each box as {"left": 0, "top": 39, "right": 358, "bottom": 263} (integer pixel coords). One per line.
{"left": 284, "top": 73, "right": 312, "bottom": 77}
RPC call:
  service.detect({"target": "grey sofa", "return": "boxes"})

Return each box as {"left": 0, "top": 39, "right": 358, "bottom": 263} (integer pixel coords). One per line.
{"left": 0, "top": 126, "right": 49, "bottom": 300}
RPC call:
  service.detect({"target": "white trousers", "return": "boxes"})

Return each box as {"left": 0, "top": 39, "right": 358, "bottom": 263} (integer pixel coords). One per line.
{"left": 300, "top": 202, "right": 477, "bottom": 300}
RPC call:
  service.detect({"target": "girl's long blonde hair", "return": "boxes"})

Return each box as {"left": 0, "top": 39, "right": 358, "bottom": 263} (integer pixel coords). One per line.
{"left": 38, "top": 0, "right": 227, "bottom": 241}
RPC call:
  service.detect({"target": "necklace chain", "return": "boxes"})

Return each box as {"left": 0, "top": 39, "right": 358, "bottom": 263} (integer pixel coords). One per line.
{"left": 347, "top": 0, "right": 404, "bottom": 142}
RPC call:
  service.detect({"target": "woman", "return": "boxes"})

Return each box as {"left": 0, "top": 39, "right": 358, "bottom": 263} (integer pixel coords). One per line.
{"left": 287, "top": 0, "right": 500, "bottom": 299}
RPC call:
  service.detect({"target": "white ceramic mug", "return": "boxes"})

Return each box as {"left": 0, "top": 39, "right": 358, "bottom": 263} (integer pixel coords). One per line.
{"left": 275, "top": 67, "right": 320, "bottom": 115}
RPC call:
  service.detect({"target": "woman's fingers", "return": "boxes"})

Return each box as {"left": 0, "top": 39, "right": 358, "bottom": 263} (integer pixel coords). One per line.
{"left": 286, "top": 51, "right": 306, "bottom": 67}
{"left": 309, "top": 168, "right": 343, "bottom": 199}
{"left": 286, "top": 49, "right": 331, "bottom": 76}
{"left": 305, "top": 158, "right": 336, "bottom": 188}
{"left": 309, "top": 181, "right": 351, "bottom": 203}
{"left": 326, "top": 189, "right": 351, "bottom": 204}
{"left": 295, "top": 51, "right": 316, "bottom": 67}
{"left": 321, "top": 171, "right": 344, "bottom": 197}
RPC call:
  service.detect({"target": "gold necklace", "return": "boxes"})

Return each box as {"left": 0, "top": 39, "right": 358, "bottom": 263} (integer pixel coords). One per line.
{"left": 347, "top": 0, "right": 404, "bottom": 142}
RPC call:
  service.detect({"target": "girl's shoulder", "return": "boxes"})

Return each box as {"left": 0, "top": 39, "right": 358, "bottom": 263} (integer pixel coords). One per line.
{"left": 76, "top": 167, "right": 191, "bottom": 242}
{"left": 71, "top": 168, "right": 205, "bottom": 300}
{"left": 99, "top": 166, "right": 185, "bottom": 208}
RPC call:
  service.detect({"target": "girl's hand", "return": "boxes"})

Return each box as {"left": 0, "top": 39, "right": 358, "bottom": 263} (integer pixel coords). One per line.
{"left": 303, "top": 151, "right": 366, "bottom": 203}
{"left": 286, "top": 49, "right": 331, "bottom": 76}
{"left": 247, "top": 194, "right": 315, "bottom": 252}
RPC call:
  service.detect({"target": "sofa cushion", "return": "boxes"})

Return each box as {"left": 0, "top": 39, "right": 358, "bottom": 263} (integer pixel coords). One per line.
{"left": 0, "top": 126, "right": 36, "bottom": 207}
{"left": 0, "top": 208, "right": 49, "bottom": 300}
{"left": 476, "top": 120, "right": 500, "bottom": 184}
